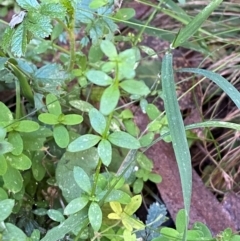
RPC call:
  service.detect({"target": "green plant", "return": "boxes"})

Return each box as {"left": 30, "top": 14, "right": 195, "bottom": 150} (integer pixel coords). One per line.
{"left": 0, "top": 0, "right": 240, "bottom": 240}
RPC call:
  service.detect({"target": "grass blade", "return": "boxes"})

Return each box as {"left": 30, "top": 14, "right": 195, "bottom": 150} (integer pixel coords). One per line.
{"left": 172, "top": 0, "right": 223, "bottom": 48}
{"left": 161, "top": 52, "right": 192, "bottom": 234}
{"left": 178, "top": 68, "right": 240, "bottom": 109}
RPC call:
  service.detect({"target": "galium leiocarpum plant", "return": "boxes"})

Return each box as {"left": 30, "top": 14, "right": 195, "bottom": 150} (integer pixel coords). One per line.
{"left": 1, "top": 0, "right": 240, "bottom": 241}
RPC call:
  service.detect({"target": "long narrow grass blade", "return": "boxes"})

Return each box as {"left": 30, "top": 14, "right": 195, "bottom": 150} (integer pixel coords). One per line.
{"left": 172, "top": 0, "right": 223, "bottom": 48}
{"left": 178, "top": 68, "right": 240, "bottom": 109}
{"left": 161, "top": 52, "right": 192, "bottom": 234}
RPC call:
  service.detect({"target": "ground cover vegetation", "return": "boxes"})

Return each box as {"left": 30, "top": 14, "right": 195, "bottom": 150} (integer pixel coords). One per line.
{"left": 0, "top": 0, "right": 240, "bottom": 240}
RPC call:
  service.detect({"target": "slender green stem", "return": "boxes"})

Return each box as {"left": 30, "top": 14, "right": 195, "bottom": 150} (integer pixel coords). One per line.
{"left": 91, "top": 158, "right": 102, "bottom": 197}
{"left": 133, "top": 1, "right": 162, "bottom": 46}
{"left": 15, "top": 80, "right": 21, "bottom": 119}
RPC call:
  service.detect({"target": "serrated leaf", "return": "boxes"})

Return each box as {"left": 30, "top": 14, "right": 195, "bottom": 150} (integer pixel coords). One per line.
{"left": 27, "top": 13, "right": 52, "bottom": 38}
{"left": 16, "top": 0, "right": 40, "bottom": 10}
{"left": 98, "top": 139, "right": 112, "bottom": 166}
{"left": 120, "top": 80, "right": 150, "bottom": 96}
{"left": 40, "top": 3, "right": 66, "bottom": 20}
{"left": 0, "top": 155, "right": 7, "bottom": 175}
{"left": 100, "top": 84, "right": 120, "bottom": 115}
{"left": 2, "top": 223, "right": 27, "bottom": 241}
{"left": 89, "top": 108, "right": 106, "bottom": 135}
{"left": 68, "top": 134, "right": 101, "bottom": 152}
{"left": 46, "top": 93, "right": 62, "bottom": 116}
{"left": 6, "top": 153, "right": 31, "bottom": 170}
{"left": 73, "top": 166, "right": 92, "bottom": 194}
{"left": 1, "top": 27, "right": 14, "bottom": 53}
{"left": 100, "top": 40, "right": 118, "bottom": 59}
{"left": 64, "top": 196, "right": 89, "bottom": 215}
{"left": 86, "top": 70, "right": 112, "bottom": 86}
{"left": 53, "top": 124, "right": 69, "bottom": 148}
{"left": 108, "top": 131, "right": 140, "bottom": 149}
{"left": 89, "top": 202, "right": 102, "bottom": 231}
{"left": 8, "top": 131, "right": 23, "bottom": 155}
{"left": 61, "top": 114, "right": 83, "bottom": 125}
{"left": 11, "top": 24, "right": 27, "bottom": 57}
{"left": 47, "top": 209, "right": 65, "bottom": 222}
{"left": 34, "top": 64, "right": 69, "bottom": 95}
{"left": 0, "top": 199, "right": 14, "bottom": 221}
{"left": 14, "top": 120, "right": 39, "bottom": 132}
{"left": 3, "top": 164, "right": 23, "bottom": 193}
{"left": 38, "top": 113, "right": 59, "bottom": 125}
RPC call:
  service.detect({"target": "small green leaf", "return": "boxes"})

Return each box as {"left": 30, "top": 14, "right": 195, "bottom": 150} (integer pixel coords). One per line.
{"left": 0, "top": 102, "right": 13, "bottom": 122}
{"left": 2, "top": 223, "right": 27, "bottom": 241}
{"left": 0, "top": 188, "right": 8, "bottom": 200}
{"left": 6, "top": 153, "right": 31, "bottom": 170}
{"left": 0, "top": 141, "right": 13, "bottom": 155}
{"left": 123, "top": 119, "right": 140, "bottom": 137}
{"left": 192, "top": 222, "right": 212, "bottom": 238}
{"left": 100, "top": 84, "right": 120, "bottom": 115}
{"left": 0, "top": 128, "right": 7, "bottom": 141}
{"left": 73, "top": 166, "right": 92, "bottom": 194}
{"left": 88, "top": 44, "right": 103, "bottom": 63}
{"left": 139, "top": 132, "right": 154, "bottom": 147}
{"left": 108, "top": 131, "right": 140, "bottom": 149}
{"left": 124, "top": 195, "right": 142, "bottom": 215}
{"left": 89, "top": 202, "right": 102, "bottom": 231}
{"left": 70, "top": 100, "right": 94, "bottom": 112}
{"left": 14, "top": 120, "right": 39, "bottom": 132}
{"left": 89, "top": 0, "right": 108, "bottom": 9}
{"left": 53, "top": 124, "right": 69, "bottom": 148}
{"left": 86, "top": 70, "right": 112, "bottom": 86}
{"left": 31, "top": 152, "right": 46, "bottom": 181}
{"left": 136, "top": 152, "right": 153, "bottom": 171}
{"left": 160, "top": 227, "right": 179, "bottom": 239}
{"left": 61, "top": 114, "right": 83, "bottom": 126}
{"left": 8, "top": 131, "right": 23, "bottom": 155}
{"left": 47, "top": 209, "right": 65, "bottom": 222}
{"left": 64, "top": 196, "right": 89, "bottom": 215}
{"left": 114, "top": 8, "right": 135, "bottom": 21}
{"left": 38, "top": 113, "right": 59, "bottom": 125}
{"left": 3, "top": 164, "right": 23, "bottom": 193}
{"left": 120, "top": 80, "right": 150, "bottom": 96}
{"left": 100, "top": 40, "right": 118, "bottom": 59}
{"left": 133, "top": 179, "right": 144, "bottom": 194}
{"left": 89, "top": 108, "right": 106, "bottom": 135}
{"left": 0, "top": 155, "right": 7, "bottom": 175}
{"left": 46, "top": 93, "right": 62, "bottom": 116}
{"left": 68, "top": 134, "right": 101, "bottom": 152}
{"left": 98, "top": 139, "right": 112, "bottom": 166}
{"left": 146, "top": 104, "right": 161, "bottom": 120}
{"left": 0, "top": 199, "right": 14, "bottom": 221}
{"left": 148, "top": 173, "right": 162, "bottom": 183}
